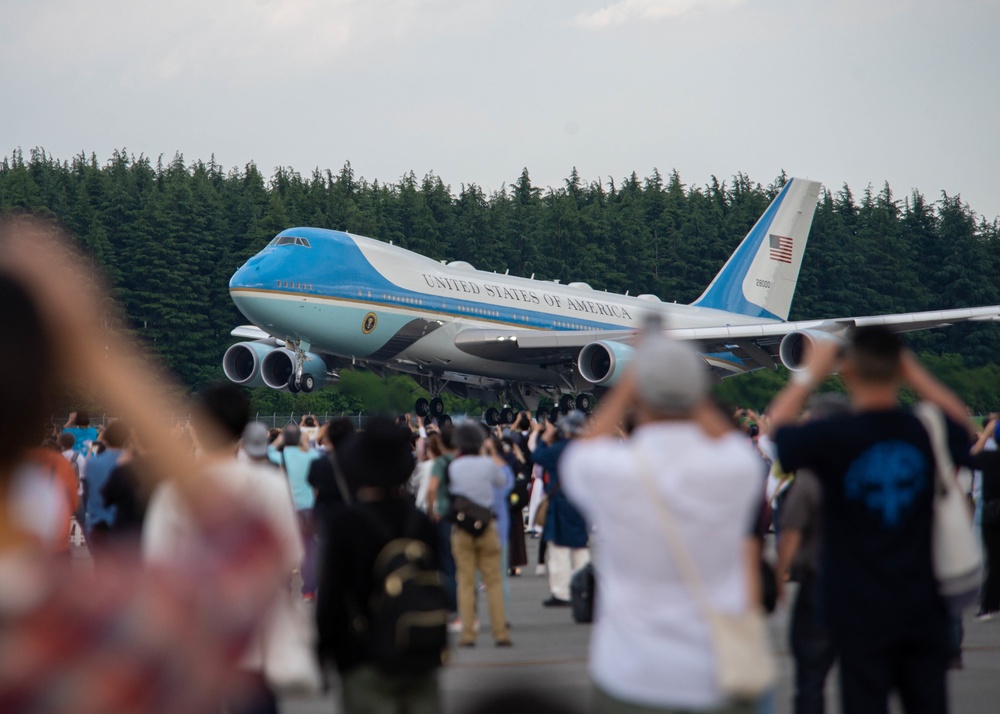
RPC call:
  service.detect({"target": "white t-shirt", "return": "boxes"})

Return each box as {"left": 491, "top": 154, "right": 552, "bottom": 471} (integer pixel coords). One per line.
{"left": 561, "top": 422, "right": 762, "bottom": 709}
{"left": 142, "top": 459, "right": 303, "bottom": 671}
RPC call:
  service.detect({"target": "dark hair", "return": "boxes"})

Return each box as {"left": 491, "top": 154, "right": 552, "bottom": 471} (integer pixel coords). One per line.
{"left": 847, "top": 326, "right": 903, "bottom": 384}
{"left": 325, "top": 418, "right": 355, "bottom": 450}
{"left": 512, "top": 411, "right": 531, "bottom": 431}
{"left": 192, "top": 383, "right": 251, "bottom": 448}
{"left": 75, "top": 410, "right": 91, "bottom": 427}
{"left": 438, "top": 422, "right": 454, "bottom": 450}
{"left": 0, "top": 273, "right": 55, "bottom": 474}
{"left": 339, "top": 418, "right": 415, "bottom": 490}
{"left": 453, "top": 422, "right": 486, "bottom": 456}
{"left": 304, "top": 415, "right": 316, "bottom": 427}
{"left": 102, "top": 420, "right": 130, "bottom": 449}
{"left": 59, "top": 432, "right": 76, "bottom": 451}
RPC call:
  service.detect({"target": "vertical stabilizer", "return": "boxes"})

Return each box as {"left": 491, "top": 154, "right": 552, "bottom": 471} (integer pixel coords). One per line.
{"left": 692, "top": 178, "right": 821, "bottom": 321}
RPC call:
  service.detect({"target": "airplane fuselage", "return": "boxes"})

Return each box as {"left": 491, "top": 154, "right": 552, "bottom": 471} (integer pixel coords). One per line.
{"left": 228, "top": 228, "right": 775, "bottom": 384}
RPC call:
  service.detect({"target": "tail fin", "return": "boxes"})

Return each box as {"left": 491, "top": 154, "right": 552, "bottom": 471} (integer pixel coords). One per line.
{"left": 692, "top": 177, "right": 821, "bottom": 321}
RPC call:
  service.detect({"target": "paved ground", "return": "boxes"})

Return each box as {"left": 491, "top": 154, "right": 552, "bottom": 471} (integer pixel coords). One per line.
{"left": 283, "top": 538, "right": 1000, "bottom": 713}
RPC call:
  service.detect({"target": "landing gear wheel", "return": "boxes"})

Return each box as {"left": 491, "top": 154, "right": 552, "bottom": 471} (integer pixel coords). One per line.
{"left": 535, "top": 407, "right": 550, "bottom": 424}
{"left": 485, "top": 407, "right": 500, "bottom": 426}
{"left": 287, "top": 375, "right": 300, "bottom": 394}
{"left": 575, "top": 392, "right": 593, "bottom": 412}
{"left": 429, "top": 397, "right": 445, "bottom": 418}
{"left": 499, "top": 407, "right": 515, "bottom": 424}
{"left": 415, "top": 398, "right": 430, "bottom": 418}
{"left": 438, "top": 414, "right": 452, "bottom": 428}
{"left": 558, "top": 394, "right": 574, "bottom": 412}
{"left": 301, "top": 374, "right": 316, "bottom": 393}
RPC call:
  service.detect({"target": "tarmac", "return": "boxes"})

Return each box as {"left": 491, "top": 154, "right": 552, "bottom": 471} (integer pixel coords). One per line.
{"left": 282, "top": 537, "right": 1000, "bottom": 713}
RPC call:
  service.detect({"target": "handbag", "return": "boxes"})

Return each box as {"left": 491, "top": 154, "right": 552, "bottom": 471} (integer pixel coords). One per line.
{"left": 262, "top": 591, "right": 324, "bottom": 696}
{"left": 448, "top": 495, "right": 494, "bottom": 537}
{"left": 914, "top": 402, "right": 982, "bottom": 612}
{"left": 633, "top": 447, "right": 775, "bottom": 700}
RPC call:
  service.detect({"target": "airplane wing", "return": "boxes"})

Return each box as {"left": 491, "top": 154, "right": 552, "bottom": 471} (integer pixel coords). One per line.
{"left": 231, "top": 325, "right": 275, "bottom": 341}
{"left": 453, "top": 305, "right": 1000, "bottom": 373}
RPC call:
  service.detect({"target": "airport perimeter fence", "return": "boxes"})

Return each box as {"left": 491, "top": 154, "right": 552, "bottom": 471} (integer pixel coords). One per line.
{"left": 50, "top": 412, "right": 472, "bottom": 434}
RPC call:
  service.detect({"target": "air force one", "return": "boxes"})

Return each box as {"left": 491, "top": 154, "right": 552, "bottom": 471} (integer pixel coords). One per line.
{"left": 223, "top": 177, "right": 1000, "bottom": 422}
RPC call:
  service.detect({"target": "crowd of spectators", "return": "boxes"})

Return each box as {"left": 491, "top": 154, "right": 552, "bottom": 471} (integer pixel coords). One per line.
{"left": 2, "top": 215, "right": 996, "bottom": 714}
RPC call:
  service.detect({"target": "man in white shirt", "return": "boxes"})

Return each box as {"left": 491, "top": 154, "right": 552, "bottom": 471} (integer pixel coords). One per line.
{"left": 561, "top": 337, "right": 763, "bottom": 713}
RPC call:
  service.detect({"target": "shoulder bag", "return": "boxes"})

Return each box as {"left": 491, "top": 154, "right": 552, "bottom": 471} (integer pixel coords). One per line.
{"left": 262, "top": 592, "right": 324, "bottom": 696}
{"left": 633, "top": 447, "right": 775, "bottom": 701}
{"left": 914, "top": 402, "right": 982, "bottom": 611}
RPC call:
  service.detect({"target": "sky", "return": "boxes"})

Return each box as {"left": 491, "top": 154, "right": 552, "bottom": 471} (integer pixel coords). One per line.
{"left": 3, "top": 0, "right": 999, "bottom": 221}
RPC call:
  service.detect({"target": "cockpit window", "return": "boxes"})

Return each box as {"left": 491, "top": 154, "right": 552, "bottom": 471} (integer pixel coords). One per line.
{"left": 270, "top": 235, "right": 312, "bottom": 247}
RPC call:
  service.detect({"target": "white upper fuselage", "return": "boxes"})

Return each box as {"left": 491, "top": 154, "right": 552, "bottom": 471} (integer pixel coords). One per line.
{"left": 228, "top": 228, "right": 776, "bottom": 384}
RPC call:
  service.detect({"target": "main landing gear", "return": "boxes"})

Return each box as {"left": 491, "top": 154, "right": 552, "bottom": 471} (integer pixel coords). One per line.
{"left": 486, "top": 392, "right": 594, "bottom": 427}
{"left": 414, "top": 396, "right": 452, "bottom": 427}
{"left": 533, "top": 392, "right": 594, "bottom": 425}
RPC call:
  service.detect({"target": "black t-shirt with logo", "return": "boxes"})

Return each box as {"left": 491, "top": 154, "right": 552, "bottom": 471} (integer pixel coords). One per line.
{"left": 775, "top": 408, "right": 971, "bottom": 643}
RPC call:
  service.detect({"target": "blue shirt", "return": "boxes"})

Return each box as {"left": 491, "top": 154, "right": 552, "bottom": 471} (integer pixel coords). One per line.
{"left": 85, "top": 448, "right": 121, "bottom": 531}
{"left": 63, "top": 426, "right": 99, "bottom": 456}
{"left": 534, "top": 438, "right": 589, "bottom": 548}
{"left": 269, "top": 446, "right": 320, "bottom": 510}
{"left": 491, "top": 464, "right": 516, "bottom": 545}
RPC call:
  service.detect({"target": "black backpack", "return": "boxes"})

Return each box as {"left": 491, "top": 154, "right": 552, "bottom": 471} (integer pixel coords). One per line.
{"left": 357, "top": 506, "right": 450, "bottom": 676}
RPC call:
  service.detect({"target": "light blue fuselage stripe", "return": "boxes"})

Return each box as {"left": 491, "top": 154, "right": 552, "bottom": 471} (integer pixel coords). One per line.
{"left": 230, "top": 227, "right": 752, "bottom": 372}
{"left": 232, "top": 227, "right": 631, "bottom": 333}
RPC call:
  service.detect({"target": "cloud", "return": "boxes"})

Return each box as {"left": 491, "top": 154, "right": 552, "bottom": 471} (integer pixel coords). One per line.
{"left": 1, "top": 0, "right": 496, "bottom": 87}
{"left": 574, "top": 0, "right": 742, "bottom": 30}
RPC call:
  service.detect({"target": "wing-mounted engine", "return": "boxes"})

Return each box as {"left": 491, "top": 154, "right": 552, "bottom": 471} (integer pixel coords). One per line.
{"left": 224, "top": 340, "right": 336, "bottom": 392}
{"left": 223, "top": 340, "right": 276, "bottom": 388}
{"left": 577, "top": 340, "right": 635, "bottom": 387}
{"left": 778, "top": 329, "right": 844, "bottom": 371}
{"left": 261, "top": 348, "right": 335, "bottom": 392}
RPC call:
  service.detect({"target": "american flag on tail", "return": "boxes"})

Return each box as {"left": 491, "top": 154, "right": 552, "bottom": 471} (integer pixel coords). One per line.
{"left": 769, "top": 234, "right": 793, "bottom": 263}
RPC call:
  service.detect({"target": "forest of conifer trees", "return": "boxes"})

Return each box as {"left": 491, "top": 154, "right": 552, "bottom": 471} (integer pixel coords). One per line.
{"left": 2, "top": 148, "right": 999, "bottom": 412}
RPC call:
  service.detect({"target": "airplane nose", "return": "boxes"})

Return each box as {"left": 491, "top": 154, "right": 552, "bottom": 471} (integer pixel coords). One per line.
{"left": 229, "top": 260, "right": 258, "bottom": 290}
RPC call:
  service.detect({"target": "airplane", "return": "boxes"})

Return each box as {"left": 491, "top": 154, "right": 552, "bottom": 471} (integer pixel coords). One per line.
{"left": 223, "top": 177, "right": 1000, "bottom": 425}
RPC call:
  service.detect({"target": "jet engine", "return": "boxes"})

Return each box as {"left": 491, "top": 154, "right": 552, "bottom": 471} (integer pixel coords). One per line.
{"left": 222, "top": 340, "right": 275, "bottom": 388}
{"left": 778, "top": 329, "right": 844, "bottom": 371}
{"left": 577, "top": 340, "right": 635, "bottom": 387}
{"left": 261, "top": 348, "right": 332, "bottom": 392}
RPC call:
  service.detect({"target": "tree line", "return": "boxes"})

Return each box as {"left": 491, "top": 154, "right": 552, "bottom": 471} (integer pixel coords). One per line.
{"left": 2, "top": 148, "right": 999, "bottom": 412}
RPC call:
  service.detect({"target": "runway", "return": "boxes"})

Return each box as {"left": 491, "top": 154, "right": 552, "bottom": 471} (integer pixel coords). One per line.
{"left": 283, "top": 538, "right": 1000, "bottom": 713}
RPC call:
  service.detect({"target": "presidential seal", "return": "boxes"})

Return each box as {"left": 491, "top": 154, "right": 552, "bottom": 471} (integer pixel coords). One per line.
{"left": 362, "top": 312, "right": 378, "bottom": 334}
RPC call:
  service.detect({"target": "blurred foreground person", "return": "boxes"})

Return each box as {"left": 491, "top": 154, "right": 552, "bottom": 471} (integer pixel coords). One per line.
{"left": 561, "top": 337, "right": 767, "bottom": 713}
{"left": 317, "top": 418, "right": 448, "bottom": 713}
{"left": 0, "top": 218, "right": 286, "bottom": 713}
{"left": 143, "top": 384, "right": 305, "bottom": 714}
{"left": 768, "top": 327, "right": 974, "bottom": 714}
